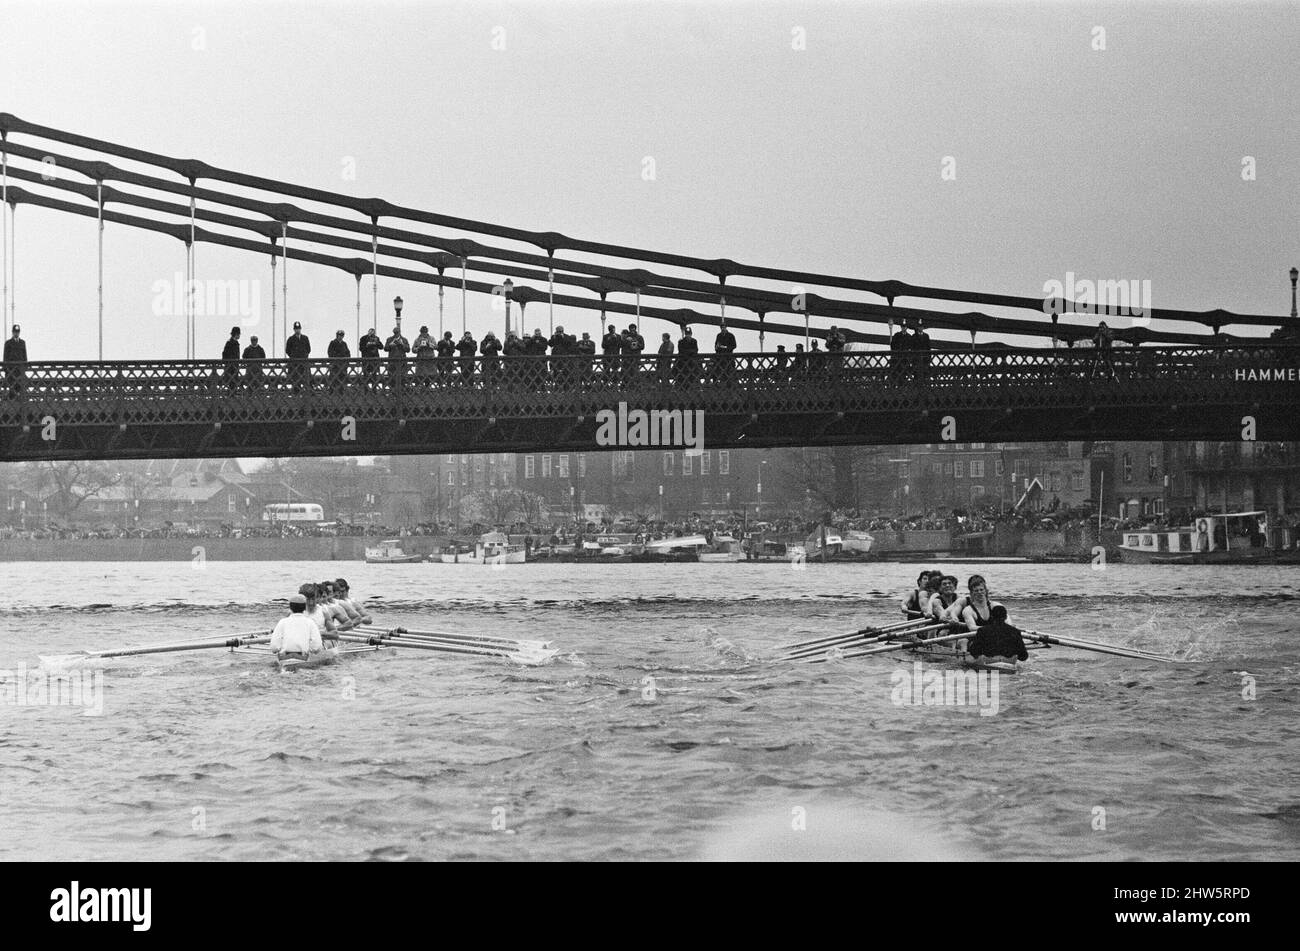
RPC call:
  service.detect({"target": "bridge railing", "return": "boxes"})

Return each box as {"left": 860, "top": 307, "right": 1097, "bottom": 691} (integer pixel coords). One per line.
{"left": 2, "top": 345, "right": 1296, "bottom": 421}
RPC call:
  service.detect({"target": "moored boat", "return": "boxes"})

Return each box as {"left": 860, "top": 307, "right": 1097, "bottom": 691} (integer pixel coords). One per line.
{"left": 1118, "top": 511, "right": 1281, "bottom": 564}
{"left": 364, "top": 539, "right": 423, "bottom": 564}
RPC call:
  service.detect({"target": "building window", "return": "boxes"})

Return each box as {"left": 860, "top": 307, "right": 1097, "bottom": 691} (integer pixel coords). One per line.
{"left": 931, "top": 462, "right": 943, "bottom": 476}
{"left": 971, "top": 485, "right": 985, "bottom": 500}
{"left": 558, "top": 455, "right": 569, "bottom": 478}
{"left": 969, "top": 460, "right": 984, "bottom": 478}
{"left": 663, "top": 452, "right": 674, "bottom": 477}
{"left": 524, "top": 456, "right": 535, "bottom": 479}
{"left": 1123, "top": 453, "right": 1133, "bottom": 483}
{"left": 955, "top": 461, "right": 966, "bottom": 478}
{"left": 1071, "top": 471, "right": 1084, "bottom": 492}
{"left": 970, "top": 443, "right": 985, "bottom": 450}
{"left": 701, "top": 452, "right": 711, "bottom": 475}
{"left": 461, "top": 470, "right": 468, "bottom": 486}
{"left": 943, "top": 462, "right": 953, "bottom": 476}
{"left": 1153, "top": 498, "right": 1165, "bottom": 516}
{"left": 995, "top": 459, "right": 1004, "bottom": 476}
{"left": 447, "top": 472, "right": 455, "bottom": 486}
{"left": 446, "top": 454, "right": 455, "bottom": 463}
{"left": 1147, "top": 452, "right": 1158, "bottom": 482}
{"left": 578, "top": 454, "right": 586, "bottom": 478}
{"left": 542, "top": 455, "right": 552, "bottom": 478}
{"left": 898, "top": 462, "right": 909, "bottom": 479}
{"left": 1049, "top": 472, "right": 1061, "bottom": 492}
{"left": 718, "top": 451, "right": 730, "bottom": 475}
{"left": 461, "top": 455, "right": 469, "bottom": 465}
{"left": 474, "top": 458, "right": 483, "bottom": 473}
{"left": 683, "top": 454, "right": 693, "bottom": 476}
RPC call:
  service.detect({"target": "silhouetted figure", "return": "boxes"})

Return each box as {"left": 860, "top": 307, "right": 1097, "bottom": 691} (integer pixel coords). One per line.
{"left": 285, "top": 321, "right": 312, "bottom": 392}
{"left": 4, "top": 325, "right": 28, "bottom": 397}
{"left": 713, "top": 320, "right": 737, "bottom": 382}
{"left": 457, "top": 331, "right": 477, "bottom": 383}
{"left": 327, "top": 330, "right": 351, "bottom": 391}
{"left": 222, "top": 326, "right": 242, "bottom": 390}
{"left": 359, "top": 328, "right": 383, "bottom": 390}
{"left": 241, "top": 335, "right": 265, "bottom": 388}
{"left": 436, "top": 332, "right": 456, "bottom": 387}
{"left": 413, "top": 326, "right": 436, "bottom": 387}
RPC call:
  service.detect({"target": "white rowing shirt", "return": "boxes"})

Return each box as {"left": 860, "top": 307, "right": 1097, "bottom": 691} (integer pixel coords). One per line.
{"left": 270, "top": 614, "right": 324, "bottom": 655}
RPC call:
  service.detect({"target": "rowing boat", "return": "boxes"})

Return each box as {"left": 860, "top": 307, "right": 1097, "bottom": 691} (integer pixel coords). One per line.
{"left": 231, "top": 642, "right": 383, "bottom": 671}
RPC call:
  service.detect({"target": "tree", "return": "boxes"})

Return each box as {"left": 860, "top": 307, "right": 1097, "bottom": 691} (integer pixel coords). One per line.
{"left": 35, "top": 461, "right": 122, "bottom": 522}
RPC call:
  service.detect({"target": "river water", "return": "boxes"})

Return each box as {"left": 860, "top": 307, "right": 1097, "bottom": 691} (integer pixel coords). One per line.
{"left": 1, "top": 561, "right": 1297, "bottom": 861}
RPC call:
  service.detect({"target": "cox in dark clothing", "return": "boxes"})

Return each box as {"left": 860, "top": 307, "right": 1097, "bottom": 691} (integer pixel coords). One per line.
{"left": 965, "top": 605, "right": 1029, "bottom": 662}
{"left": 241, "top": 337, "right": 266, "bottom": 387}
{"left": 327, "top": 331, "right": 351, "bottom": 390}
{"left": 285, "top": 323, "right": 312, "bottom": 391}
{"left": 5, "top": 325, "right": 28, "bottom": 396}
{"left": 359, "top": 329, "right": 384, "bottom": 389}
{"left": 222, "top": 327, "right": 242, "bottom": 390}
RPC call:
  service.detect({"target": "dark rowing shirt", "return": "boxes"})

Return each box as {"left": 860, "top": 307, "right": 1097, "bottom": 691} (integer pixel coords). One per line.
{"left": 966, "top": 620, "right": 1029, "bottom": 661}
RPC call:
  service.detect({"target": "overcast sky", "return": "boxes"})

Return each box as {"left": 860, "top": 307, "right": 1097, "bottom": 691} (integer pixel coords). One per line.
{"left": 1, "top": 0, "right": 1297, "bottom": 365}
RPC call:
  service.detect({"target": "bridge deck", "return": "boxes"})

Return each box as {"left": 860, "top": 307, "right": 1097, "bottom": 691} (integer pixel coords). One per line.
{"left": 2, "top": 347, "right": 1297, "bottom": 459}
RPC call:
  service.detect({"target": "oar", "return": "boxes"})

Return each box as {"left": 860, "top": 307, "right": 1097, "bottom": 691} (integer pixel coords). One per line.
{"left": 359, "top": 625, "right": 552, "bottom": 650}
{"left": 369, "top": 631, "right": 555, "bottom": 655}
{"left": 779, "top": 621, "right": 950, "bottom": 660}
{"left": 804, "top": 629, "right": 973, "bottom": 664}
{"left": 776, "top": 617, "right": 932, "bottom": 655}
{"left": 1021, "top": 630, "right": 1179, "bottom": 663}
{"left": 335, "top": 633, "right": 556, "bottom": 666}
{"left": 40, "top": 634, "right": 271, "bottom": 668}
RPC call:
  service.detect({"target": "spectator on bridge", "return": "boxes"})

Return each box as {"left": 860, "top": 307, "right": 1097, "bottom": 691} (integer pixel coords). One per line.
{"left": 890, "top": 321, "right": 912, "bottom": 382}
{"left": 413, "top": 326, "right": 437, "bottom": 387}
{"left": 5, "top": 325, "right": 28, "bottom": 397}
{"left": 525, "top": 328, "right": 547, "bottom": 357}
{"left": 286, "top": 321, "right": 312, "bottom": 392}
{"left": 328, "top": 330, "right": 351, "bottom": 391}
{"left": 503, "top": 329, "right": 525, "bottom": 387}
{"left": 774, "top": 344, "right": 789, "bottom": 381}
{"left": 241, "top": 335, "right": 265, "bottom": 387}
{"left": 576, "top": 331, "right": 596, "bottom": 386}
{"left": 457, "top": 331, "right": 477, "bottom": 383}
{"left": 601, "top": 324, "right": 623, "bottom": 382}
{"left": 222, "top": 326, "right": 242, "bottom": 391}
{"left": 548, "top": 326, "right": 574, "bottom": 388}
{"left": 622, "top": 323, "right": 645, "bottom": 381}
{"left": 809, "top": 339, "right": 826, "bottom": 377}
{"left": 792, "top": 342, "right": 808, "bottom": 379}
{"left": 826, "top": 325, "right": 846, "bottom": 376}
{"left": 656, "top": 332, "right": 674, "bottom": 383}
{"left": 910, "top": 317, "right": 931, "bottom": 385}
{"left": 675, "top": 326, "right": 699, "bottom": 387}
{"left": 713, "top": 319, "right": 737, "bottom": 382}
{"left": 385, "top": 326, "right": 410, "bottom": 389}
{"left": 1090, "top": 321, "right": 1114, "bottom": 379}
{"left": 481, "top": 330, "right": 502, "bottom": 385}
{"left": 436, "top": 331, "right": 456, "bottom": 387}
{"left": 359, "top": 327, "right": 383, "bottom": 390}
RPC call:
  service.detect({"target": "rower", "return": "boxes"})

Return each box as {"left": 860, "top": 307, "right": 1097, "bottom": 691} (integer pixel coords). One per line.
{"left": 269, "top": 594, "right": 324, "bottom": 662}
{"left": 950, "top": 574, "right": 1003, "bottom": 650}
{"left": 335, "top": 578, "right": 372, "bottom": 625}
{"left": 299, "top": 583, "right": 340, "bottom": 643}
{"left": 965, "top": 605, "right": 1029, "bottom": 665}
{"left": 926, "top": 574, "right": 960, "bottom": 622}
{"left": 318, "top": 581, "right": 358, "bottom": 631}
{"left": 900, "top": 570, "right": 935, "bottom": 619}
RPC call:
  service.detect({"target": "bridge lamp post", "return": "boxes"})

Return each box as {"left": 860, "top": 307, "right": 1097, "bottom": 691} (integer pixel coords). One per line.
{"left": 1290, "top": 267, "right": 1298, "bottom": 320}
{"left": 393, "top": 296, "right": 404, "bottom": 335}
{"left": 503, "top": 278, "right": 514, "bottom": 337}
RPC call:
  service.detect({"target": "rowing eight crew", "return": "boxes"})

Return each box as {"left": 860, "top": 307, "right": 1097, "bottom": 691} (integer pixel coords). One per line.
{"left": 269, "top": 578, "right": 373, "bottom": 662}
{"left": 901, "top": 570, "right": 1028, "bottom": 665}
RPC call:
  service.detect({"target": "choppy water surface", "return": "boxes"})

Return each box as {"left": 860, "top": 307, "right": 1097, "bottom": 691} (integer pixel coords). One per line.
{"left": 1, "top": 561, "right": 1297, "bottom": 861}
